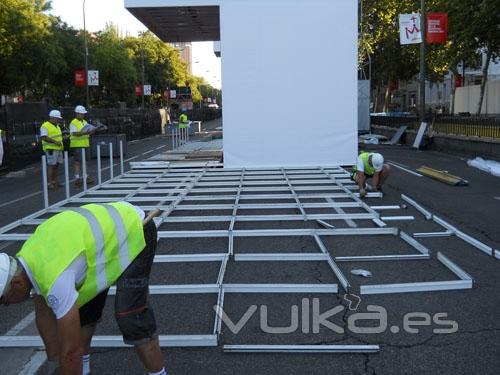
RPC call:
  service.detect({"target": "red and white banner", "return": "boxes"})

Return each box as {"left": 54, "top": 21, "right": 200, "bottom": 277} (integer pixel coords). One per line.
{"left": 74, "top": 69, "right": 86, "bottom": 87}
{"left": 399, "top": 14, "right": 422, "bottom": 45}
{"left": 426, "top": 13, "right": 448, "bottom": 44}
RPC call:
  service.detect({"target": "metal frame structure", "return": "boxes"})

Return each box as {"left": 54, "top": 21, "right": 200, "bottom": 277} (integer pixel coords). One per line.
{"left": 0, "top": 164, "right": 482, "bottom": 349}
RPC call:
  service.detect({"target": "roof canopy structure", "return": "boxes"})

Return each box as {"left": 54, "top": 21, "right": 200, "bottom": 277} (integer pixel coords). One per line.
{"left": 125, "top": 1, "right": 220, "bottom": 42}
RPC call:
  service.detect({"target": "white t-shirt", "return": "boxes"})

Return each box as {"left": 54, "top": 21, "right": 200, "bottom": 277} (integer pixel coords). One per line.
{"left": 19, "top": 202, "right": 145, "bottom": 319}
{"left": 356, "top": 155, "right": 366, "bottom": 173}
{"left": 40, "top": 127, "right": 49, "bottom": 137}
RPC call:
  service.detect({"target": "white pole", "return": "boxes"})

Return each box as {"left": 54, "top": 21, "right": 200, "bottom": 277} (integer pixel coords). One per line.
{"left": 82, "top": 148, "right": 87, "bottom": 191}
{"left": 41, "top": 156, "right": 48, "bottom": 208}
{"left": 64, "top": 151, "right": 70, "bottom": 200}
{"left": 109, "top": 142, "right": 114, "bottom": 179}
{"left": 119, "top": 140, "right": 124, "bottom": 175}
{"left": 97, "top": 144, "right": 102, "bottom": 186}
{"left": 171, "top": 127, "right": 175, "bottom": 150}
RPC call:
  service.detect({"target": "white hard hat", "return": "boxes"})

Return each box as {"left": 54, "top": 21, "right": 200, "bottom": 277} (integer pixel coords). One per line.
{"left": 371, "top": 153, "right": 384, "bottom": 172}
{"left": 49, "top": 110, "right": 62, "bottom": 119}
{"left": 75, "top": 105, "right": 87, "bottom": 114}
{"left": 0, "top": 253, "right": 16, "bottom": 298}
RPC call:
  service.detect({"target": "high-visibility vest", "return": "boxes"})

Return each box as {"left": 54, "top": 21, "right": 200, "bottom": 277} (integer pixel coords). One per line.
{"left": 179, "top": 114, "right": 189, "bottom": 129}
{"left": 40, "top": 121, "right": 63, "bottom": 151}
{"left": 354, "top": 152, "right": 377, "bottom": 176}
{"left": 17, "top": 202, "right": 146, "bottom": 307}
{"left": 70, "top": 118, "right": 90, "bottom": 148}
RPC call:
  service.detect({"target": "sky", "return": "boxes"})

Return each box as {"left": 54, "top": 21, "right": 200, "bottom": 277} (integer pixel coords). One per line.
{"left": 48, "top": 0, "right": 222, "bottom": 89}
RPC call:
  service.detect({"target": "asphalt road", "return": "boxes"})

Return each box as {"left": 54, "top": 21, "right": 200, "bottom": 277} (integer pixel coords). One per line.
{"left": 1, "top": 135, "right": 500, "bottom": 375}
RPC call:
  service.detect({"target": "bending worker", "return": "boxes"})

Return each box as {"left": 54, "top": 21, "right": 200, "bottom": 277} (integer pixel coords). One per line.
{"left": 0, "top": 202, "right": 167, "bottom": 375}
{"left": 40, "top": 110, "right": 64, "bottom": 189}
{"left": 352, "top": 152, "right": 390, "bottom": 198}
{"left": 70, "top": 105, "right": 95, "bottom": 186}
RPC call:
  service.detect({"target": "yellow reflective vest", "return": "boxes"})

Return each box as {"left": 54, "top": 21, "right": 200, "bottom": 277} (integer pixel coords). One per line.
{"left": 70, "top": 118, "right": 90, "bottom": 148}
{"left": 179, "top": 113, "right": 189, "bottom": 129}
{"left": 17, "top": 202, "right": 146, "bottom": 307}
{"left": 40, "top": 121, "right": 63, "bottom": 151}
{"left": 354, "top": 152, "right": 377, "bottom": 176}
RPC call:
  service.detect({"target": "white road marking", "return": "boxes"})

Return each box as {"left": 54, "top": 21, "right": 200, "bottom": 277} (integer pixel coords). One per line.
{"left": 18, "top": 351, "right": 47, "bottom": 375}
{"left": 141, "top": 149, "right": 157, "bottom": 156}
{"left": 0, "top": 191, "right": 42, "bottom": 209}
{"left": 494, "top": 197, "right": 500, "bottom": 201}
{"left": 5, "top": 311, "right": 35, "bottom": 336}
{"left": 155, "top": 145, "right": 167, "bottom": 150}
{"left": 124, "top": 155, "right": 139, "bottom": 163}
{"left": 388, "top": 161, "right": 423, "bottom": 177}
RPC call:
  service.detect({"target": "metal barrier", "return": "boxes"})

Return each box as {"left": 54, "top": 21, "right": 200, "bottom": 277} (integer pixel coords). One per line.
{"left": 371, "top": 115, "right": 500, "bottom": 139}
{"left": 40, "top": 141, "right": 126, "bottom": 207}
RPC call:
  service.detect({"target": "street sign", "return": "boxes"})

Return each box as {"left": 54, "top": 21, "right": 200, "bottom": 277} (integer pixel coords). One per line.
{"left": 88, "top": 70, "right": 99, "bottom": 86}
{"left": 143, "top": 85, "right": 152, "bottom": 96}
{"left": 399, "top": 14, "right": 422, "bottom": 45}
{"left": 170, "top": 90, "right": 177, "bottom": 99}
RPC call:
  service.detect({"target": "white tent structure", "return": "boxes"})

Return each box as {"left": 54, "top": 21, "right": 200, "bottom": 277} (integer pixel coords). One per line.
{"left": 125, "top": 0, "right": 358, "bottom": 167}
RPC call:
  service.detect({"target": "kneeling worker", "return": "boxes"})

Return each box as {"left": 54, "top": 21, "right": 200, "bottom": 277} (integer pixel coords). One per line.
{"left": 352, "top": 152, "right": 390, "bottom": 198}
{"left": 0, "top": 202, "right": 167, "bottom": 375}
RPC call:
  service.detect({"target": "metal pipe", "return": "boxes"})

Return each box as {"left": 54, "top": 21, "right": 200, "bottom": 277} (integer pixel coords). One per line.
{"left": 82, "top": 147, "right": 87, "bottom": 191}
{"left": 64, "top": 151, "right": 70, "bottom": 200}
{"left": 119, "top": 140, "right": 124, "bottom": 175}
{"left": 420, "top": 0, "right": 426, "bottom": 121}
{"left": 41, "top": 155, "right": 49, "bottom": 208}
{"left": 97, "top": 144, "right": 102, "bottom": 185}
{"left": 109, "top": 142, "right": 113, "bottom": 179}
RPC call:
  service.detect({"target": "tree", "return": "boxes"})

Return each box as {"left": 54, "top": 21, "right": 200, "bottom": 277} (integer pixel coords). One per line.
{"left": 446, "top": 0, "right": 500, "bottom": 114}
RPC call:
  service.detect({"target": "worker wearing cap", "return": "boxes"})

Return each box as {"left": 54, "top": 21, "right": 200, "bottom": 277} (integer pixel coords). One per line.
{"left": 352, "top": 152, "right": 390, "bottom": 198}
{"left": 0, "top": 202, "right": 166, "bottom": 375}
{"left": 70, "top": 105, "right": 95, "bottom": 186}
{"left": 40, "top": 110, "right": 64, "bottom": 189}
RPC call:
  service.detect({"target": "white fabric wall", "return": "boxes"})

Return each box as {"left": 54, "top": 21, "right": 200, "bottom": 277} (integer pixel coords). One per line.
{"left": 454, "top": 80, "right": 500, "bottom": 114}
{"left": 220, "top": 0, "right": 358, "bottom": 167}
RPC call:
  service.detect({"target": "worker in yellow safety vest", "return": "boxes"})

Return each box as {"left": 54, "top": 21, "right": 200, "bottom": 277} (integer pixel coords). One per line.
{"left": 40, "top": 110, "right": 64, "bottom": 189}
{"left": 70, "top": 105, "right": 95, "bottom": 186}
{"left": 351, "top": 152, "right": 391, "bottom": 198}
{"left": 0, "top": 202, "right": 167, "bottom": 375}
{"left": 178, "top": 109, "right": 189, "bottom": 129}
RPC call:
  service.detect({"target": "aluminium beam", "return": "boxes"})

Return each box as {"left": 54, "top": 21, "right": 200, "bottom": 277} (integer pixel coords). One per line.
{"left": 438, "top": 252, "right": 473, "bottom": 281}
{"left": 380, "top": 216, "right": 415, "bottom": 221}
{"left": 154, "top": 254, "right": 226, "bottom": 263}
{"left": 223, "top": 344, "right": 380, "bottom": 354}
{"left": 162, "top": 213, "right": 377, "bottom": 223}
{"left": 108, "top": 284, "right": 220, "bottom": 295}
{"left": 360, "top": 280, "right": 472, "bottom": 295}
{"left": 334, "top": 254, "right": 430, "bottom": 262}
{"left": 222, "top": 284, "right": 338, "bottom": 293}
{"left": 400, "top": 232, "right": 430, "bottom": 255}
{"left": 314, "top": 235, "right": 351, "bottom": 291}
{"left": 413, "top": 231, "right": 454, "bottom": 238}
{"left": 0, "top": 335, "right": 219, "bottom": 348}
{"left": 401, "top": 194, "right": 433, "bottom": 220}
{"left": 234, "top": 253, "right": 329, "bottom": 262}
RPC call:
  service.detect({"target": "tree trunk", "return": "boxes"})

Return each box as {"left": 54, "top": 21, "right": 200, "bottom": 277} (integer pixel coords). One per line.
{"left": 373, "top": 85, "right": 380, "bottom": 113}
{"left": 382, "top": 80, "right": 391, "bottom": 112}
{"left": 450, "top": 68, "right": 458, "bottom": 115}
{"left": 477, "top": 49, "right": 492, "bottom": 115}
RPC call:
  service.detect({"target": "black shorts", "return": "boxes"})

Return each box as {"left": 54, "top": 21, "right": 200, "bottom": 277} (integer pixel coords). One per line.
{"left": 79, "top": 220, "right": 157, "bottom": 328}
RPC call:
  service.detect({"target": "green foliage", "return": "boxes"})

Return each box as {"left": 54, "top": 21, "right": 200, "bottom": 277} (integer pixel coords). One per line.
{"left": 0, "top": 1, "right": 219, "bottom": 107}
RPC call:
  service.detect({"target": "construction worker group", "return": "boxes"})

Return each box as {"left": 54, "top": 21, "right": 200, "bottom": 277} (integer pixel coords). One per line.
{"left": 40, "top": 106, "right": 95, "bottom": 189}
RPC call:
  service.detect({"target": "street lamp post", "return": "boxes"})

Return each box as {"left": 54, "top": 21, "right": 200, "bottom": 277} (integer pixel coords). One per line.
{"left": 83, "top": 0, "right": 90, "bottom": 108}
{"left": 419, "top": 0, "right": 426, "bottom": 121}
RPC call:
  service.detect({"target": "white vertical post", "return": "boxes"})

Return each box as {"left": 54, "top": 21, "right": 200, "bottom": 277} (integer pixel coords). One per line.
{"left": 119, "top": 140, "right": 124, "bottom": 175}
{"left": 64, "top": 151, "right": 70, "bottom": 200}
{"left": 41, "top": 156, "right": 49, "bottom": 208}
{"left": 97, "top": 144, "right": 102, "bottom": 186}
{"left": 171, "top": 127, "right": 175, "bottom": 150}
{"left": 82, "top": 148, "right": 87, "bottom": 191}
{"left": 109, "top": 142, "right": 114, "bottom": 179}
